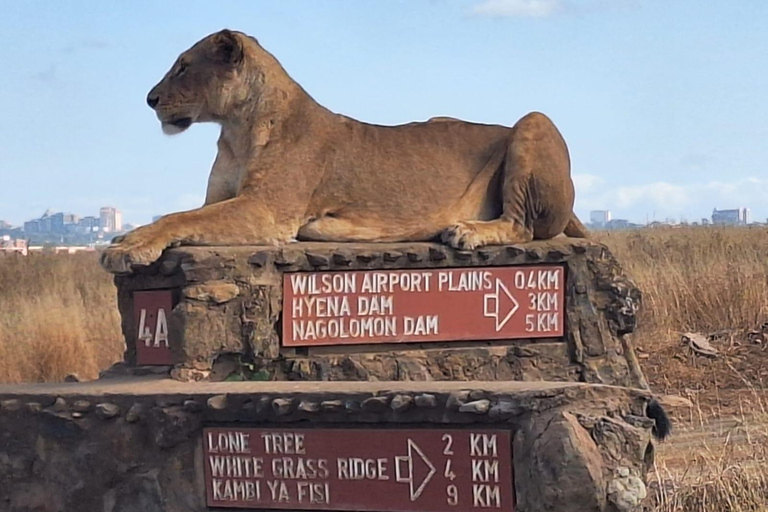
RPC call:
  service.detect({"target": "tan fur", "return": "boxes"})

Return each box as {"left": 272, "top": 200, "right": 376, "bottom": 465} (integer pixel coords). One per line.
{"left": 101, "top": 29, "right": 587, "bottom": 274}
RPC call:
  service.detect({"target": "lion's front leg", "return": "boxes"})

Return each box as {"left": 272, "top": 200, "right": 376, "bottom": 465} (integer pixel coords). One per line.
{"left": 100, "top": 198, "right": 294, "bottom": 274}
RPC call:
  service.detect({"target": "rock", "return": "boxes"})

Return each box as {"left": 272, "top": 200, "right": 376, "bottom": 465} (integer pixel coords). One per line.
{"left": 446, "top": 391, "right": 469, "bottom": 410}
{"left": 126, "top": 403, "right": 143, "bottom": 423}
{"left": 321, "top": 400, "right": 344, "bottom": 413}
{"left": 344, "top": 400, "right": 361, "bottom": 413}
{"left": 183, "top": 400, "right": 203, "bottom": 413}
{"left": 298, "top": 400, "right": 320, "bottom": 413}
{"left": 468, "top": 389, "right": 486, "bottom": 401}
{"left": 608, "top": 469, "right": 647, "bottom": 511}
{"left": 51, "top": 397, "right": 68, "bottom": 412}
{"left": 459, "top": 399, "right": 490, "bottom": 414}
{"left": 656, "top": 394, "right": 694, "bottom": 410}
{"left": 183, "top": 281, "right": 240, "bottom": 304}
{"left": 1, "top": 399, "right": 21, "bottom": 411}
{"left": 513, "top": 412, "right": 607, "bottom": 512}
{"left": 95, "top": 403, "right": 120, "bottom": 419}
{"left": 72, "top": 400, "right": 92, "bottom": 413}
{"left": 362, "top": 396, "right": 389, "bottom": 412}
{"left": 489, "top": 400, "right": 521, "bottom": 419}
{"left": 390, "top": 394, "right": 413, "bottom": 413}
{"left": 681, "top": 332, "right": 719, "bottom": 358}
{"left": 207, "top": 395, "right": 228, "bottom": 411}
{"left": 414, "top": 394, "right": 437, "bottom": 408}
{"left": 24, "top": 402, "right": 42, "bottom": 414}
{"left": 64, "top": 373, "right": 80, "bottom": 383}
{"left": 305, "top": 253, "right": 330, "bottom": 267}
{"left": 272, "top": 398, "right": 293, "bottom": 416}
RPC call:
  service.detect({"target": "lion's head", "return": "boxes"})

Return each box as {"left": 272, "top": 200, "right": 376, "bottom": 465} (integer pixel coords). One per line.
{"left": 146, "top": 29, "right": 250, "bottom": 135}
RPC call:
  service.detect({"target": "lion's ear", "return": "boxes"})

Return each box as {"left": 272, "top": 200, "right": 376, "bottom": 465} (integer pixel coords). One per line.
{"left": 212, "top": 29, "right": 243, "bottom": 65}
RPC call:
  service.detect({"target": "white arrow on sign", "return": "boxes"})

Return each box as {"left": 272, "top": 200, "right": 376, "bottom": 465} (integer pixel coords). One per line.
{"left": 483, "top": 279, "right": 520, "bottom": 331}
{"left": 394, "top": 439, "right": 437, "bottom": 501}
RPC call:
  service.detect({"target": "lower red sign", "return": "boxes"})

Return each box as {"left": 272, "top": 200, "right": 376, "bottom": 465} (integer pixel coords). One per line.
{"left": 203, "top": 427, "right": 514, "bottom": 512}
{"left": 282, "top": 265, "right": 564, "bottom": 347}
{"left": 133, "top": 290, "right": 174, "bottom": 365}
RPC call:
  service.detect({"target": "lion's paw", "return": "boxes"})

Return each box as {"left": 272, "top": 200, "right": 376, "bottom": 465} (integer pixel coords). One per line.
{"left": 99, "top": 235, "right": 165, "bottom": 274}
{"left": 441, "top": 222, "right": 485, "bottom": 251}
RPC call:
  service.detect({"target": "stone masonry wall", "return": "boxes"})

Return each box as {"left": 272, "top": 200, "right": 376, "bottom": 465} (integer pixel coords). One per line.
{"left": 112, "top": 239, "right": 647, "bottom": 389}
{"left": 0, "top": 379, "right": 655, "bottom": 512}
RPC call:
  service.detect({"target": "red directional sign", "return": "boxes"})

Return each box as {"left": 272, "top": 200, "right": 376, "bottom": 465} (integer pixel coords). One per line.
{"left": 133, "top": 290, "right": 174, "bottom": 365}
{"left": 202, "top": 427, "right": 514, "bottom": 512}
{"left": 282, "top": 265, "right": 564, "bottom": 347}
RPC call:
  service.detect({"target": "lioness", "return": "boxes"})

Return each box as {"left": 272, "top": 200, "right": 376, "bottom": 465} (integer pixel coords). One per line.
{"left": 101, "top": 29, "right": 587, "bottom": 274}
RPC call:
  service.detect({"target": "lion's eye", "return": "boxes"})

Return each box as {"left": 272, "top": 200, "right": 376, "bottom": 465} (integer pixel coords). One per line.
{"left": 175, "top": 61, "right": 188, "bottom": 76}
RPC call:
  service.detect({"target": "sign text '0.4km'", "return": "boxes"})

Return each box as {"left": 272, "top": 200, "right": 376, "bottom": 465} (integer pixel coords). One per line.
{"left": 282, "top": 265, "right": 565, "bottom": 347}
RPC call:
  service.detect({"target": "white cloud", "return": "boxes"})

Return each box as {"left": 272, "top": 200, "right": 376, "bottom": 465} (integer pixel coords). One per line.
{"left": 573, "top": 176, "right": 768, "bottom": 223}
{"left": 612, "top": 182, "right": 690, "bottom": 209}
{"left": 572, "top": 173, "right": 605, "bottom": 194}
{"left": 471, "top": 0, "right": 639, "bottom": 18}
{"left": 473, "top": 0, "right": 563, "bottom": 17}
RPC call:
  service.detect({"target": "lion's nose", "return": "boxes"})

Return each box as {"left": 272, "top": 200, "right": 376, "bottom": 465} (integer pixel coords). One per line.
{"left": 147, "top": 94, "right": 160, "bottom": 109}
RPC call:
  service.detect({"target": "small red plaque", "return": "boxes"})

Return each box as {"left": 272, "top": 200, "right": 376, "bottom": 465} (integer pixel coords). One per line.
{"left": 203, "top": 427, "right": 514, "bottom": 512}
{"left": 282, "top": 265, "right": 564, "bottom": 347}
{"left": 133, "top": 290, "right": 174, "bottom": 365}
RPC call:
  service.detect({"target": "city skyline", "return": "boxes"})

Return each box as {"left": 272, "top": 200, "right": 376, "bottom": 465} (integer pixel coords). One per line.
{"left": 1, "top": 2, "right": 767, "bottom": 226}
{"left": 1, "top": 203, "right": 761, "bottom": 234}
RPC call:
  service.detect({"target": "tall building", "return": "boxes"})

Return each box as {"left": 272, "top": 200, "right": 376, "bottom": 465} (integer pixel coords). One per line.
{"left": 99, "top": 207, "right": 122, "bottom": 233}
{"left": 115, "top": 210, "right": 123, "bottom": 232}
{"left": 712, "top": 208, "right": 750, "bottom": 226}
{"left": 589, "top": 210, "right": 611, "bottom": 227}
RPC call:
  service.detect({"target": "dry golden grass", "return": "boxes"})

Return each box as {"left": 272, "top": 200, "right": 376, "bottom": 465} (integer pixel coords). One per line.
{"left": 594, "top": 226, "right": 768, "bottom": 512}
{"left": 596, "top": 226, "right": 768, "bottom": 343}
{"left": 648, "top": 389, "right": 768, "bottom": 512}
{"left": 0, "top": 252, "right": 123, "bottom": 383}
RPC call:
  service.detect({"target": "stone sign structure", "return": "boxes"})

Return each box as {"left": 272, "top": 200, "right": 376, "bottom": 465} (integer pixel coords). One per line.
{"left": 0, "top": 380, "right": 655, "bottom": 512}
{"left": 110, "top": 238, "right": 646, "bottom": 390}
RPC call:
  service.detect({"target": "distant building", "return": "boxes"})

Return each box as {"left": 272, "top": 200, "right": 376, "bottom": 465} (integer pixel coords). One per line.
{"left": 712, "top": 208, "right": 750, "bottom": 226}
{"left": 0, "top": 236, "right": 28, "bottom": 256}
{"left": 589, "top": 210, "right": 611, "bottom": 228}
{"left": 73, "top": 216, "right": 99, "bottom": 235}
{"left": 0, "top": 220, "right": 11, "bottom": 230}
{"left": 23, "top": 219, "right": 39, "bottom": 233}
{"left": 605, "top": 219, "right": 630, "bottom": 230}
{"left": 99, "top": 207, "right": 122, "bottom": 233}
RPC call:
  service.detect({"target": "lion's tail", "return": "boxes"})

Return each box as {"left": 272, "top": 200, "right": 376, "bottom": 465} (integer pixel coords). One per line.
{"left": 647, "top": 398, "right": 672, "bottom": 440}
{"left": 564, "top": 213, "right": 589, "bottom": 238}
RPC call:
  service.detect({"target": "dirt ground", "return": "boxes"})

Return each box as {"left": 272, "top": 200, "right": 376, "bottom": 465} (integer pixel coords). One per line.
{"left": 638, "top": 329, "right": 768, "bottom": 477}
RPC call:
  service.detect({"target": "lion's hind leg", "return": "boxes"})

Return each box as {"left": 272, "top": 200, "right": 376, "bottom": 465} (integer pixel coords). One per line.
{"left": 441, "top": 111, "right": 573, "bottom": 250}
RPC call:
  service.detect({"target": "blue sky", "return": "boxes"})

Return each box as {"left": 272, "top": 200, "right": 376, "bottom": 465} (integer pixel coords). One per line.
{"left": 1, "top": 0, "right": 767, "bottom": 226}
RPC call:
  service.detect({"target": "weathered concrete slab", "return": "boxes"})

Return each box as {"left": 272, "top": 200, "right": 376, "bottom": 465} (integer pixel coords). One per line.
{"left": 111, "top": 239, "right": 647, "bottom": 389}
{"left": 0, "top": 379, "right": 655, "bottom": 512}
